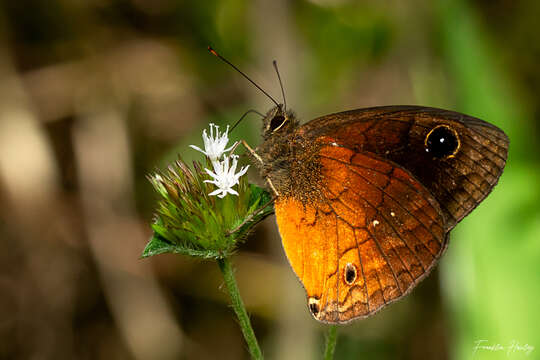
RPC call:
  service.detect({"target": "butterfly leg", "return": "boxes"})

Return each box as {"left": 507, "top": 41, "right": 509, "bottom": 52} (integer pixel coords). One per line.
{"left": 240, "top": 140, "right": 280, "bottom": 196}
{"left": 240, "top": 139, "right": 263, "bottom": 164}
{"left": 265, "top": 179, "right": 280, "bottom": 197}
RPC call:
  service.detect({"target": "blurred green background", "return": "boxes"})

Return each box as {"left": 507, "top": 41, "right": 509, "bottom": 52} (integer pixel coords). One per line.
{"left": 0, "top": 0, "right": 538, "bottom": 359}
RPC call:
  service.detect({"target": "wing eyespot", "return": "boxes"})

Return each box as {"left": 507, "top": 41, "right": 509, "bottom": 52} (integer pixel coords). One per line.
{"left": 308, "top": 297, "right": 320, "bottom": 317}
{"left": 424, "top": 124, "right": 460, "bottom": 159}
{"left": 344, "top": 263, "right": 357, "bottom": 285}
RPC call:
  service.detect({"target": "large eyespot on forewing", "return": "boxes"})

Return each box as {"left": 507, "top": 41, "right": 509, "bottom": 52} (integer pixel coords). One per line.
{"left": 424, "top": 125, "right": 460, "bottom": 159}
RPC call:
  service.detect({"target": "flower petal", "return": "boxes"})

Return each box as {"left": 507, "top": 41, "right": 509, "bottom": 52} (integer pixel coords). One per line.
{"left": 189, "top": 144, "right": 206, "bottom": 154}
{"left": 208, "top": 189, "right": 223, "bottom": 196}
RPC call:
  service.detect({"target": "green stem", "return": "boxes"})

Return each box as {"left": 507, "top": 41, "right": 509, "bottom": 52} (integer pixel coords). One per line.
{"left": 217, "top": 257, "right": 263, "bottom": 360}
{"left": 323, "top": 325, "right": 338, "bottom": 360}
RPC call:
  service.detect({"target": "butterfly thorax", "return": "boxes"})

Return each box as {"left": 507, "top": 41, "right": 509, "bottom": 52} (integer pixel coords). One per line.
{"left": 254, "top": 106, "right": 323, "bottom": 202}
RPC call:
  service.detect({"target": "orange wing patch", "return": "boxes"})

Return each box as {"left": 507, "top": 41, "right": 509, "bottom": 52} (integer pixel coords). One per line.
{"left": 274, "top": 145, "right": 447, "bottom": 323}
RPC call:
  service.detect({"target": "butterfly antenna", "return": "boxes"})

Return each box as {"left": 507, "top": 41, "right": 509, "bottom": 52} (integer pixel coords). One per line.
{"left": 230, "top": 109, "right": 265, "bottom": 132}
{"left": 272, "top": 60, "right": 286, "bottom": 111}
{"left": 208, "top": 46, "right": 280, "bottom": 107}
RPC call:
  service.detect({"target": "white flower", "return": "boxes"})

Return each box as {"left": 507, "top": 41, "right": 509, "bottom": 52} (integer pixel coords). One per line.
{"left": 204, "top": 155, "right": 249, "bottom": 198}
{"left": 189, "top": 123, "right": 237, "bottom": 162}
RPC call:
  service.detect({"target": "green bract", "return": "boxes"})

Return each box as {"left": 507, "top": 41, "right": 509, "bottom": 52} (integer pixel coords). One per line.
{"left": 143, "top": 158, "right": 273, "bottom": 259}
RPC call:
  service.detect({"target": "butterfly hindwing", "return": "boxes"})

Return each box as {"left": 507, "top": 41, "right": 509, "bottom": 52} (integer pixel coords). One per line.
{"left": 274, "top": 144, "right": 447, "bottom": 323}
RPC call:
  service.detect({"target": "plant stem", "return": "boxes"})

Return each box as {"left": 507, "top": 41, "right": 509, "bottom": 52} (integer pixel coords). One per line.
{"left": 217, "top": 257, "right": 263, "bottom": 360}
{"left": 323, "top": 325, "right": 338, "bottom": 360}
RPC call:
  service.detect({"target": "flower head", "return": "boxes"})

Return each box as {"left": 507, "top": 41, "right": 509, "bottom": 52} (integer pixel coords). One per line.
{"left": 204, "top": 155, "right": 249, "bottom": 198}
{"left": 144, "top": 157, "right": 272, "bottom": 260}
{"left": 190, "top": 123, "right": 237, "bottom": 162}
{"left": 144, "top": 122, "right": 272, "bottom": 260}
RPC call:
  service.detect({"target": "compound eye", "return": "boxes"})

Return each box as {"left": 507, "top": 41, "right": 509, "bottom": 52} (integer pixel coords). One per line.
{"left": 425, "top": 125, "right": 460, "bottom": 159}
{"left": 269, "top": 115, "right": 286, "bottom": 132}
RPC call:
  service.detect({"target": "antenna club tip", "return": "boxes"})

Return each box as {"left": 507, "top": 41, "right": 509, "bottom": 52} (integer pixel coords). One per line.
{"left": 207, "top": 46, "right": 219, "bottom": 57}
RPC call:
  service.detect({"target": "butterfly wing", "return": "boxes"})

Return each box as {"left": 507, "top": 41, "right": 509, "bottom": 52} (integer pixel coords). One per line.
{"left": 275, "top": 144, "right": 447, "bottom": 323}
{"left": 298, "top": 105, "right": 509, "bottom": 231}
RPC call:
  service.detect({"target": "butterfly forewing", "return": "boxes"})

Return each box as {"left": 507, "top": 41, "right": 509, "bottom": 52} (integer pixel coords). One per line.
{"left": 299, "top": 106, "right": 509, "bottom": 230}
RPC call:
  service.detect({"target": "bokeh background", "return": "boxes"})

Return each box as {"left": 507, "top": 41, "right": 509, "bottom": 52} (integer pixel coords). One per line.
{"left": 0, "top": 0, "right": 538, "bottom": 359}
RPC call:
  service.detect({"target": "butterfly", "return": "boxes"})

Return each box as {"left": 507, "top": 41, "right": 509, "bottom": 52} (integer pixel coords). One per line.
{"left": 209, "top": 48, "right": 509, "bottom": 324}
{"left": 256, "top": 104, "right": 508, "bottom": 323}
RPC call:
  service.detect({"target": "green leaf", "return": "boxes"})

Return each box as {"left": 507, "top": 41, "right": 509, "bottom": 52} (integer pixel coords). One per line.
{"left": 248, "top": 184, "right": 271, "bottom": 208}
{"left": 142, "top": 234, "right": 176, "bottom": 258}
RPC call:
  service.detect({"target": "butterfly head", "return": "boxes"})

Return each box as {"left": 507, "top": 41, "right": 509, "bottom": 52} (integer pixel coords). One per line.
{"left": 262, "top": 105, "right": 298, "bottom": 140}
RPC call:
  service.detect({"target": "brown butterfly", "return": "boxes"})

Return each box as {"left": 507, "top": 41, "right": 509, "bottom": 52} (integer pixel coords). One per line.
{"left": 210, "top": 48, "right": 509, "bottom": 324}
